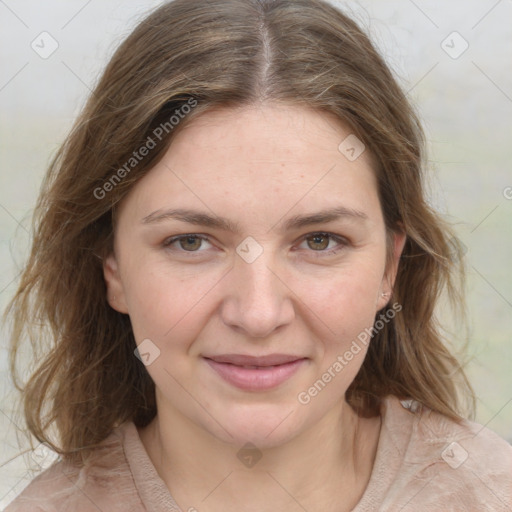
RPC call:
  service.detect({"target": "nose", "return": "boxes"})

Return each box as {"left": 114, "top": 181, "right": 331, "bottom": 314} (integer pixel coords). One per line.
{"left": 220, "top": 251, "right": 295, "bottom": 338}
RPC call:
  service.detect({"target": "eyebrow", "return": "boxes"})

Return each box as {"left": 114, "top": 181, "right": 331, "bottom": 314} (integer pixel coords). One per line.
{"left": 141, "top": 206, "right": 368, "bottom": 233}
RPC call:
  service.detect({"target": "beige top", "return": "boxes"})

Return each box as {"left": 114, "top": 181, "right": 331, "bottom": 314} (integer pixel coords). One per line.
{"left": 5, "top": 395, "right": 512, "bottom": 511}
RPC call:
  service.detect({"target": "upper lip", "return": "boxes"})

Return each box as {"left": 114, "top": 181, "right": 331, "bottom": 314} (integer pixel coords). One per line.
{"left": 204, "top": 354, "right": 305, "bottom": 367}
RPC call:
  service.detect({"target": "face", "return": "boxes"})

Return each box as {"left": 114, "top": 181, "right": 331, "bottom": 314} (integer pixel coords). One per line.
{"left": 104, "top": 103, "right": 405, "bottom": 449}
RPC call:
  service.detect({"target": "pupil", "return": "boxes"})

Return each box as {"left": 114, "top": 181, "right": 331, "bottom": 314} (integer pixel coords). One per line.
{"left": 309, "top": 234, "right": 328, "bottom": 250}
{"left": 181, "top": 236, "right": 201, "bottom": 251}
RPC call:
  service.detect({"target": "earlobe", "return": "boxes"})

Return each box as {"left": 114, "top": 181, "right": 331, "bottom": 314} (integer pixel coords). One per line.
{"left": 103, "top": 253, "right": 129, "bottom": 314}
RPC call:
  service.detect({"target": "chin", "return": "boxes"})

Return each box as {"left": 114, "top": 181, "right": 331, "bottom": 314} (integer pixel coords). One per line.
{"left": 207, "top": 402, "right": 305, "bottom": 449}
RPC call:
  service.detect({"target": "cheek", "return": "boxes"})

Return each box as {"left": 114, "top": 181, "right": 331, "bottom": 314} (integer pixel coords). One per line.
{"left": 121, "top": 256, "right": 223, "bottom": 347}
{"left": 300, "top": 261, "right": 384, "bottom": 332}
{"left": 293, "top": 256, "right": 385, "bottom": 384}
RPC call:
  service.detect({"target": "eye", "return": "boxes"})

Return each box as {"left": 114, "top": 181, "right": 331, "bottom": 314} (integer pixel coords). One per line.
{"left": 163, "top": 234, "right": 212, "bottom": 252}
{"left": 297, "top": 232, "right": 348, "bottom": 255}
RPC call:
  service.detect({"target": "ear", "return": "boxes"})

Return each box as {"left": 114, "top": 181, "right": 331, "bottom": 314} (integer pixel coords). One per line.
{"left": 103, "top": 252, "right": 129, "bottom": 314}
{"left": 377, "top": 229, "right": 407, "bottom": 310}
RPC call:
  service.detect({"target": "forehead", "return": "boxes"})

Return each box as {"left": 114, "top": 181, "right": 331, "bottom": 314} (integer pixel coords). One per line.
{"left": 117, "top": 103, "right": 382, "bottom": 226}
{"left": 170, "top": 103, "right": 372, "bottom": 168}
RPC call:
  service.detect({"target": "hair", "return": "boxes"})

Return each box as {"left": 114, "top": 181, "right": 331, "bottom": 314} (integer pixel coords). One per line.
{"left": 5, "top": 0, "right": 475, "bottom": 465}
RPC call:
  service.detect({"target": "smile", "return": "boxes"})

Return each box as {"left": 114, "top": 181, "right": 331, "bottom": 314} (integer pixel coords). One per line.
{"left": 203, "top": 356, "right": 307, "bottom": 391}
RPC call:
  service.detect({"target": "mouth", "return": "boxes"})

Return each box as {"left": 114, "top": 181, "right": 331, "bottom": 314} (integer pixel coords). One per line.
{"left": 203, "top": 354, "right": 307, "bottom": 391}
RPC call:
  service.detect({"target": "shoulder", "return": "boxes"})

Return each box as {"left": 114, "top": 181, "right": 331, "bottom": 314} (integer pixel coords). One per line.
{"left": 380, "top": 396, "right": 512, "bottom": 511}
{"left": 4, "top": 423, "right": 143, "bottom": 512}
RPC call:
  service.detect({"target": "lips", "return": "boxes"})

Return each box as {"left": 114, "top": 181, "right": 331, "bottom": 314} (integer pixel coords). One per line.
{"left": 205, "top": 353, "right": 304, "bottom": 367}
{"left": 203, "top": 354, "right": 307, "bottom": 391}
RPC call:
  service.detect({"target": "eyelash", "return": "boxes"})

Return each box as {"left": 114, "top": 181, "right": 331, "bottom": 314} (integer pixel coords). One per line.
{"left": 298, "top": 232, "right": 349, "bottom": 257}
{"left": 162, "top": 232, "right": 349, "bottom": 257}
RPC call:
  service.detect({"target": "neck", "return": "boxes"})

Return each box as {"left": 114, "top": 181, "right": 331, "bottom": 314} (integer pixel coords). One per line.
{"left": 139, "top": 398, "right": 381, "bottom": 512}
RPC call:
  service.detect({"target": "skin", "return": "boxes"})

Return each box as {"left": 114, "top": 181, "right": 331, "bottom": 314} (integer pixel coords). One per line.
{"left": 104, "top": 103, "right": 406, "bottom": 512}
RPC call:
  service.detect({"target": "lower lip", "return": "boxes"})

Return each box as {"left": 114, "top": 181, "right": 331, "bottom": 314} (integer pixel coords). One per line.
{"left": 204, "top": 358, "right": 306, "bottom": 391}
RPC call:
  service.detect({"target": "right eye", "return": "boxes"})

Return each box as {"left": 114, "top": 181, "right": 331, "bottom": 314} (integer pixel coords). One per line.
{"left": 162, "top": 234, "right": 213, "bottom": 252}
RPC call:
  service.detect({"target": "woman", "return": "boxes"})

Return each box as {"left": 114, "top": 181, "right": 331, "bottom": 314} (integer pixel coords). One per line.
{"left": 5, "top": 0, "right": 511, "bottom": 510}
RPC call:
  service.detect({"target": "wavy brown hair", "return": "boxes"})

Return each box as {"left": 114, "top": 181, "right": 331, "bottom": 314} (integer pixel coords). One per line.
{"left": 5, "top": 0, "right": 474, "bottom": 464}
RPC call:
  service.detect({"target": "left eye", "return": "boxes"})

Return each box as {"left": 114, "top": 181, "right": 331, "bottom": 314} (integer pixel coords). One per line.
{"left": 163, "top": 234, "right": 211, "bottom": 252}
{"left": 298, "top": 232, "right": 346, "bottom": 253}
